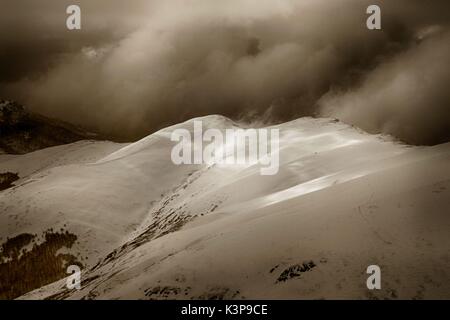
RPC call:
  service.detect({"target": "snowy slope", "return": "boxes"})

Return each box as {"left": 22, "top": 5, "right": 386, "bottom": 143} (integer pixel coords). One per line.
{"left": 1, "top": 116, "right": 448, "bottom": 299}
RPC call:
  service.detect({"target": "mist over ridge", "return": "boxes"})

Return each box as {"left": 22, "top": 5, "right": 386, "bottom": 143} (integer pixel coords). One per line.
{"left": 1, "top": 0, "right": 449, "bottom": 144}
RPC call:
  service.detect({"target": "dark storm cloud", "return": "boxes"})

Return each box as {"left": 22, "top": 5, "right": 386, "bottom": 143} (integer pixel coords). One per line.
{"left": 0, "top": 0, "right": 449, "bottom": 144}
{"left": 0, "top": 0, "right": 150, "bottom": 81}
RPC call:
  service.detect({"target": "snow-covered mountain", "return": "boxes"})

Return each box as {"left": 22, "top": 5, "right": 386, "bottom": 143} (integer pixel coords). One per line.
{"left": 0, "top": 116, "right": 449, "bottom": 299}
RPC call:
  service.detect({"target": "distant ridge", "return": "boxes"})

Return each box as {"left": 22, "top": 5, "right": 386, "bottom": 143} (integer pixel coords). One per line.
{"left": 0, "top": 100, "right": 102, "bottom": 154}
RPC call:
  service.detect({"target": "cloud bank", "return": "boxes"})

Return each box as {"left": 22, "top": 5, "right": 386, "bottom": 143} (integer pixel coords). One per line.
{"left": 1, "top": 0, "right": 449, "bottom": 144}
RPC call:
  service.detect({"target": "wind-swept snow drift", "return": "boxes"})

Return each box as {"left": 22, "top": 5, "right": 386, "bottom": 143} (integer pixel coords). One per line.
{"left": 0, "top": 116, "right": 449, "bottom": 299}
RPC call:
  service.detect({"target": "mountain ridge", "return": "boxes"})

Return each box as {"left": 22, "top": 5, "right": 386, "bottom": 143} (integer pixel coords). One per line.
{"left": 0, "top": 115, "right": 448, "bottom": 299}
{"left": 0, "top": 100, "right": 104, "bottom": 154}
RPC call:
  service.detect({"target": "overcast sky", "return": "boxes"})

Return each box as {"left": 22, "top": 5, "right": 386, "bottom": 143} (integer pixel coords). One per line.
{"left": 0, "top": 0, "right": 449, "bottom": 144}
